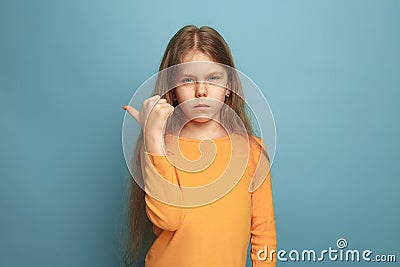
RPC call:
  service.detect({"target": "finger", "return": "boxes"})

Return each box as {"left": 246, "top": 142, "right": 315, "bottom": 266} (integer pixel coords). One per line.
{"left": 159, "top": 104, "right": 174, "bottom": 116}
{"left": 157, "top": 102, "right": 173, "bottom": 108}
{"left": 148, "top": 95, "right": 161, "bottom": 102}
{"left": 155, "top": 103, "right": 174, "bottom": 113}
{"left": 124, "top": 105, "right": 140, "bottom": 122}
{"left": 152, "top": 101, "right": 172, "bottom": 109}
{"left": 143, "top": 95, "right": 161, "bottom": 108}
{"left": 157, "top": 98, "right": 167, "bottom": 104}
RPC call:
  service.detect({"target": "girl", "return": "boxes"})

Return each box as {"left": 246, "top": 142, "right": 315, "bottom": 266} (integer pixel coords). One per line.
{"left": 122, "top": 25, "right": 276, "bottom": 267}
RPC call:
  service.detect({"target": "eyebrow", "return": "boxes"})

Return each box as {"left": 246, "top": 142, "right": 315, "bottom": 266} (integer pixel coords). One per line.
{"left": 177, "top": 71, "right": 225, "bottom": 77}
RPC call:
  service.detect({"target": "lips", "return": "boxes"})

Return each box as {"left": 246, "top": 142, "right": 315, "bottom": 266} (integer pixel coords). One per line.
{"left": 194, "top": 104, "right": 210, "bottom": 108}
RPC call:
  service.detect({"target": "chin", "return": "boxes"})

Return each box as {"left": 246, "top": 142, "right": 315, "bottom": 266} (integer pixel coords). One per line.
{"left": 190, "top": 117, "right": 213, "bottom": 123}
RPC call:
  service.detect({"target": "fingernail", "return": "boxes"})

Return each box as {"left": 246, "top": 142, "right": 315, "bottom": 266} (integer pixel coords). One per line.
{"left": 122, "top": 105, "right": 127, "bottom": 110}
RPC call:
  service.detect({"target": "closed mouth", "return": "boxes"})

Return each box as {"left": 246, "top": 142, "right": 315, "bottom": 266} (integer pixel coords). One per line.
{"left": 194, "top": 104, "right": 210, "bottom": 108}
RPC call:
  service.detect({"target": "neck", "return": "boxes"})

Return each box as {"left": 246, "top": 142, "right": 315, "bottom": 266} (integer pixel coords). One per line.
{"left": 179, "top": 119, "right": 228, "bottom": 140}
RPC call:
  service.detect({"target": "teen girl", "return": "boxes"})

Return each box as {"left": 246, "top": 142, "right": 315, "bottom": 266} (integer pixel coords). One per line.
{"left": 122, "top": 25, "right": 276, "bottom": 267}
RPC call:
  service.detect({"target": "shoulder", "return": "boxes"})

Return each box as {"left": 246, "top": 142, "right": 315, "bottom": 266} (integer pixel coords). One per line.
{"left": 248, "top": 135, "right": 270, "bottom": 168}
{"left": 227, "top": 133, "right": 267, "bottom": 153}
{"left": 249, "top": 135, "right": 267, "bottom": 154}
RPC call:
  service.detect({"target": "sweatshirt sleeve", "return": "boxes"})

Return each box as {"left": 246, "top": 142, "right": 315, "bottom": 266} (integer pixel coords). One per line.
{"left": 142, "top": 151, "right": 185, "bottom": 231}
{"left": 250, "top": 140, "right": 277, "bottom": 266}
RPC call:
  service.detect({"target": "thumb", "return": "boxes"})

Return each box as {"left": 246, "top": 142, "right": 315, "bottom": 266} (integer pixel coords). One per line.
{"left": 122, "top": 105, "right": 140, "bottom": 123}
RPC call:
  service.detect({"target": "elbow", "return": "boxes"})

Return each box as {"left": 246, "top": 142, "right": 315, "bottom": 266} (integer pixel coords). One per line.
{"left": 163, "top": 210, "right": 185, "bottom": 231}
{"left": 145, "top": 195, "right": 185, "bottom": 231}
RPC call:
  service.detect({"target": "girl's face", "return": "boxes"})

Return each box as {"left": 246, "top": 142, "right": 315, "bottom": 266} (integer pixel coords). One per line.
{"left": 174, "top": 52, "right": 230, "bottom": 123}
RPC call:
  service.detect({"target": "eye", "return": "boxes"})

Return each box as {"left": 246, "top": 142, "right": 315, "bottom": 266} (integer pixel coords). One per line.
{"left": 207, "top": 76, "right": 220, "bottom": 81}
{"left": 182, "top": 77, "right": 194, "bottom": 83}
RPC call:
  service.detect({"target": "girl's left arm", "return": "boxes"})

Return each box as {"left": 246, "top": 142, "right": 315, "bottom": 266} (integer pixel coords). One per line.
{"left": 250, "top": 144, "right": 277, "bottom": 267}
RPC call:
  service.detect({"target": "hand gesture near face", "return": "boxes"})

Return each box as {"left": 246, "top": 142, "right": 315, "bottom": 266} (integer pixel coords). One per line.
{"left": 123, "top": 95, "right": 174, "bottom": 155}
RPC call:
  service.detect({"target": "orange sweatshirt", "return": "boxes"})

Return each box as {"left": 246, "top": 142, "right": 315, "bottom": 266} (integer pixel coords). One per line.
{"left": 142, "top": 134, "right": 276, "bottom": 267}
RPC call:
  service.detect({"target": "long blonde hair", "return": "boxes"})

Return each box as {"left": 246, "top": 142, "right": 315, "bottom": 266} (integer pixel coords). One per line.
{"left": 122, "top": 25, "right": 257, "bottom": 267}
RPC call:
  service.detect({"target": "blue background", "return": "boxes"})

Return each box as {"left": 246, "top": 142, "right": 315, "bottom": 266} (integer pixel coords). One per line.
{"left": 1, "top": 0, "right": 399, "bottom": 266}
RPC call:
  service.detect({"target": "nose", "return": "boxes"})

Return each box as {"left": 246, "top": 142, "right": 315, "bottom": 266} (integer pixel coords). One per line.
{"left": 195, "top": 81, "right": 208, "bottom": 97}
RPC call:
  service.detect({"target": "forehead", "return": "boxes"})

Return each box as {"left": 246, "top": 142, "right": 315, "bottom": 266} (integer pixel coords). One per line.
{"left": 177, "top": 51, "right": 227, "bottom": 75}
{"left": 181, "top": 51, "right": 215, "bottom": 63}
{"left": 175, "top": 61, "right": 227, "bottom": 76}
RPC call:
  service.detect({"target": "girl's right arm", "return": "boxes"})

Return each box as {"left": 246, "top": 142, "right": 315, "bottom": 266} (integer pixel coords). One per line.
{"left": 123, "top": 95, "right": 173, "bottom": 155}
{"left": 124, "top": 95, "right": 185, "bottom": 231}
{"left": 141, "top": 151, "right": 185, "bottom": 231}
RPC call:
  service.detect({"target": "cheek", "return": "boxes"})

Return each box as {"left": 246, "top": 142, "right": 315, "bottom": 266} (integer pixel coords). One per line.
{"left": 175, "top": 90, "right": 192, "bottom": 103}
{"left": 209, "top": 89, "right": 228, "bottom": 101}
